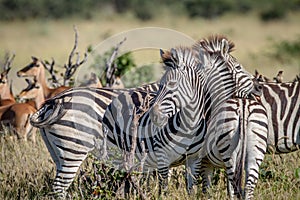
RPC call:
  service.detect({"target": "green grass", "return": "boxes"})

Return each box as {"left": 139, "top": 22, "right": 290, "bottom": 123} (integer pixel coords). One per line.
{"left": 1, "top": 132, "right": 299, "bottom": 199}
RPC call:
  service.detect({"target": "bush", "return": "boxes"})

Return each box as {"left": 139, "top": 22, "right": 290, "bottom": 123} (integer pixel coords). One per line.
{"left": 184, "top": 0, "right": 234, "bottom": 19}
{"left": 270, "top": 36, "right": 300, "bottom": 63}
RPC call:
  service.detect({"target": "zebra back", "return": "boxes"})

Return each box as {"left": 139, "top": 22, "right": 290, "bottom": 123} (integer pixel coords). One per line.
{"left": 259, "top": 81, "right": 300, "bottom": 153}
{"left": 201, "top": 98, "right": 268, "bottom": 199}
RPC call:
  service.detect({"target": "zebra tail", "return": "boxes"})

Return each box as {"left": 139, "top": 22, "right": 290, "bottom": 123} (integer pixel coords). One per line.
{"left": 234, "top": 115, "right": 247, "bottom": 198}
{"left": 30, "top": 99, "right": 66, "bottom": 128}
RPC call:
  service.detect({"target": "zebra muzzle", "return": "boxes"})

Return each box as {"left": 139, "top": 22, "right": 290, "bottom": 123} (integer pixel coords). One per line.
{"left": 150, "top": 104, "right": 168, "bottom": 127}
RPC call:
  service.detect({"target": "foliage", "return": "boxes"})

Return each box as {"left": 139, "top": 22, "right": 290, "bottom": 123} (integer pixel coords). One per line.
{"left": 184, "top": 0, "right": 235, "bottom": 19}
{"left": 130, "top": 0, "right": 155, "bottom": 21}
{"left": 88, "top": 47, "right": 155, "bottom": 88}
{"left": 1, "top": 0, "right": 300, "bottom": 21}
{"left": 269, "top": 36, "right": 300, "bottom": 64}
{"left": 122, "top": 64, "right": 156, "bottom": 88}
{"left": 89, "top": 49, "right": 143, "bottom": 87}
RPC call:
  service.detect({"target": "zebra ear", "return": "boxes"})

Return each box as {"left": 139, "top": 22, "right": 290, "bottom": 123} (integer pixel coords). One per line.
{"left": 197, "top": 47, "right": 211, "bottom": 70}
{"left": 170, "top": 48, "right": 179, "bottom": 64}
{"left": 221, "top": 38, "right": 230, "bottom": 57}
{"left": 160, "top": 49, "right": 176, "bottom": 69}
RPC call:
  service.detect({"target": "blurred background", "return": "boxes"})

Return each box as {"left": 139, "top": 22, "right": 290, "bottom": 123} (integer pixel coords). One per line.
{"left": 0, "top": 0, "right": 299, "bottom": 92}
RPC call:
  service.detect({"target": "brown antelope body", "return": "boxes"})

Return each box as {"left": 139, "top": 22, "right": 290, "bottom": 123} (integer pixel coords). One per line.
{"left": 0, "top": 58, "right": 37, "bottom": 143}
{"left": 0, "top": 68, "right": 16, "bottom": 106}
{"left": 17, "top": 57, "right": 70, "bottom": 99}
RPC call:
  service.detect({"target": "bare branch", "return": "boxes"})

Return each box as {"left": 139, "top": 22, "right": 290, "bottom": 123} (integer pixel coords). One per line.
{"left": 105, "top": 37, "right": 127, "bottom": 87}
{"left": 42, "top": 58, "right": 61, "bottom": 87}
{"left": 63, "top": 25, "right": 88, "bottom": 85}
{"left": 120, "top": 90, "right": 151, "bottom": 199}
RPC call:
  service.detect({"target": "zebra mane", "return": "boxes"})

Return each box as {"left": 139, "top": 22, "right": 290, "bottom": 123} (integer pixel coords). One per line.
{"left": 195, "top": 35, "right": 235, "bottom": 55}
{"left": 160, "top": 46, "right": 199, "bottom": 70}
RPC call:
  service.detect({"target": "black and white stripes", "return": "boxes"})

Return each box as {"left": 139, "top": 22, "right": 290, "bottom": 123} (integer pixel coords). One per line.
{"left": 200, "top": 98, "right": 268, "bottom": 199}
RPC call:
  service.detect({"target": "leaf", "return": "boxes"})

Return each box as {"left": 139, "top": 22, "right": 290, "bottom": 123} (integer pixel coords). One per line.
{"left": 295, "top": 168, "right": 300, "bottom": 179}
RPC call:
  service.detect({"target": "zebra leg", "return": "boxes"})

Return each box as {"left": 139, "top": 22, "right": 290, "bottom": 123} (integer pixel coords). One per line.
{"left": 244, "top": 139, "right": 267, "bottom": 199}
{"left": 185, "top": 155, "right": 201, "bottom": 194}
{"left": 156, "top": 148, "right": 170, "bottom": 195}
{"left": 157, "top": 165, "right": 169, "bottom": 195}
{"left": 40, "top": 128, "right": 90, "bottom": 197}
{"left": 199, "top": 157, "right": 213, "bottom": 194}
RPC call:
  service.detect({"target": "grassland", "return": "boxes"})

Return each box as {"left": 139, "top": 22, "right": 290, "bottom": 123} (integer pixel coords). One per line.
{"left": 0, "top": 134, "right": 299, "bottom": 199}
{"left": 0, "top": 10, "right": 299, "bottom": 92}
{"left": 0, "top": 10, "right": 300, "bottom": 199}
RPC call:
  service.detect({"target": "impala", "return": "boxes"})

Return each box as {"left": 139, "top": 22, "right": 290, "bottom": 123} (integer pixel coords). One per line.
{"left": 18, "top": 78, "right": 45, "bottom": 109}
{"left": 17, "top": 57, "right": 70, "bottom": 99}
{"left": 0, "top": 61, "right": 37, "bottom": 143}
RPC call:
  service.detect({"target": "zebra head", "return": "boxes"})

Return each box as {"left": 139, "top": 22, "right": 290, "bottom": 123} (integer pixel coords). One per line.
{"left": 195, "top": 36, "right": 255, "bottom": 108}
{"left": 150, "top": 46, "right": 203, "bottom": 127}
{"left": 150, "top": 36, "right": 255, "bottom": 128}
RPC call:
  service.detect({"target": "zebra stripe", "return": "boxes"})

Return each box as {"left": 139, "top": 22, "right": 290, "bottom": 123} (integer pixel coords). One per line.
{"left": 30, "top": 84, "right": 159, "bottom": 197}
{"left": 199, "top": 98, "right": 268, "bottom": 200}
{"left": 31, "top": 35, "right": 256, "bottom": 197}
{"left": 258, "top": 81, "right": 300, "bottom": 153}
{"left": 103, "top": 36, "right": 255, "bottom": 194}
{"left": 148, "top": 36, "right": 255, "bottom": 192}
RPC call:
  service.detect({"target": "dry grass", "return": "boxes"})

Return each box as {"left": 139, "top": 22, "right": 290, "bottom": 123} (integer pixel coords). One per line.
{"left": 0, "top": 11, "right": 299, "bottom": 199}
{"left": 1, "top": 130, "right": 299, "bottom": 199}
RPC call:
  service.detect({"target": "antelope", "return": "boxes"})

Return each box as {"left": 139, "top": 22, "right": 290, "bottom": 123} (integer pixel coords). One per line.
{"left": 0, "top": 57, "right": 37, "bottom": 143}
{"left": 18, "top": 78, "right": 45, "bottom": 109}
{"left": 17, "top": 56, "right": 70, "bottom": 99}
{"left": 0, "top": 55, "right": 16, "bottom": 106}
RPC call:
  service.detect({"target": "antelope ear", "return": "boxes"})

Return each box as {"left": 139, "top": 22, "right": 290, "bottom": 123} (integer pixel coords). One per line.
{"left": 25, "top": 78, "right": 30, "bottom": 84}
{"left": 31, "top": 56, "right": 38, "bottom": 62}
{"left": 2, "top": 67, "right": 11, "bottom": 76}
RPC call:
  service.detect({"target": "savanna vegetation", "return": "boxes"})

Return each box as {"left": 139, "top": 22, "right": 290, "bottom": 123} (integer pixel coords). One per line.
{"left": 0, "top": 1, "right": 299, "bottom": 199}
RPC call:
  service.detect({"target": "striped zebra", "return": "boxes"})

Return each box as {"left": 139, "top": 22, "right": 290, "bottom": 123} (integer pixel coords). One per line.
{"left": 199, "top": 98, "right": 268, "bottom": 199}
{"left": 199, "top": 73, "right": 299, "bottom": 199}
{"left": 30, "top": 35, "right": 255, "bottom": 197}
{"left": 30, "top": 83, "right": 159, "bottom": 197}
{"left": 252, "top": 73, "right": 300, "bottom": 154}
{"left": 104, "top": 35, "right": 256, "bottom": 193}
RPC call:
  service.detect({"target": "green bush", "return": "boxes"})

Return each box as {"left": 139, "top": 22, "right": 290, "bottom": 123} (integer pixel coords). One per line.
{"left": 269, "top": 36, "right": 300, "bottom": 63}
{"left": 184, "top": 0, "right": 234, "bottom": 19}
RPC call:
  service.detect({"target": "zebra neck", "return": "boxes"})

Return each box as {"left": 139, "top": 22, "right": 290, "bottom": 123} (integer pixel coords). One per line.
{"left": 175, "top": 89, "right": 205, "bottom": 131}
{"left": 203, "top": 72, "right": 235, "bottom": 119}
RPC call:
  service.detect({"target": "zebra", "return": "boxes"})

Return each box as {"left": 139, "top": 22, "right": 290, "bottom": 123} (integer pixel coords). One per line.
{"left": 199, "top": 98, "right": 268, "bottom": 200}
{"left": 29, "top": 83, "right": 159, "bottom": 197}
{"left": 30, "top": 35, "right": 255, "bottom": 197}
{"left": 104, "top": 35, "right": 256, "bottom": 193}
{"left": 199, "top": 72, "right": 299, "bottom": 199}
{"left": 252, "top": 72, "right": 300, "bottom": 154}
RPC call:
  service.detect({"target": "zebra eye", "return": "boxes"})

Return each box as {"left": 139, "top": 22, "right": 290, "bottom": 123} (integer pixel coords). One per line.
{"left": 235, "top": 65, "right": 242, "bottom": 71}
{"left": 166, "top": 81, "right": 178, "bottom": 90}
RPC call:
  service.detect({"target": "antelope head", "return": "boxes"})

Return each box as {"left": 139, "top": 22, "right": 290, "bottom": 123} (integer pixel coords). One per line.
{"left": 17, "top": 56, "right": 43, "bottom": 77}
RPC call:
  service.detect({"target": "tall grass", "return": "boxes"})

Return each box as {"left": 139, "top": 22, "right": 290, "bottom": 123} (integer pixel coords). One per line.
{"left": 1, "top": 130, "right": 299, "bottom": 199}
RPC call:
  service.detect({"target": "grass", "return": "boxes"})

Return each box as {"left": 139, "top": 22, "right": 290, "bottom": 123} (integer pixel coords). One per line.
{"left": 1, "top": 131, "right": 299, "bottom": 199}
{"left": 0, "top": 10, "right": 299, "bottom": 199}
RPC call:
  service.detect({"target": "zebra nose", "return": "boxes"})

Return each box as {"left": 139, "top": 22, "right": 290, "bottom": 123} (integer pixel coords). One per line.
{"left": 150, "top": 104, "right": 161, "bottom": 123}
